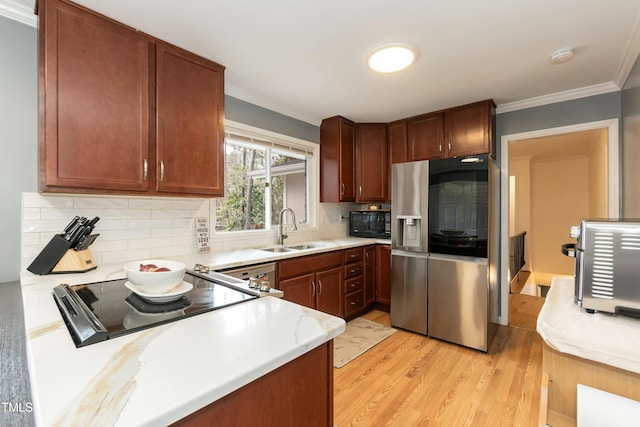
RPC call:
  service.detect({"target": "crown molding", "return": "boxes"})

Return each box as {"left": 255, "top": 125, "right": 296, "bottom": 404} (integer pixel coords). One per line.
{"left": 495, "top": 82, "right": 621, "bottom": 114}
{"left": 0, "top": 0, "right": 36, "bottom": 27}
{"left": 614, "top": 14, "right": 640, "bottom": 88}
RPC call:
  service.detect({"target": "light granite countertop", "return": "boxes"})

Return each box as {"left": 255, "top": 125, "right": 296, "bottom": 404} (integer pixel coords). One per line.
{"left": 19, "top": 237, "right": 387, "bottom": 426}
{"left": 537, "top": 276, "right": 640, "bottom": 374}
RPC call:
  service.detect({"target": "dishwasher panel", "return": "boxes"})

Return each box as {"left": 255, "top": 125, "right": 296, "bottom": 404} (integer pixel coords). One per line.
{"left": 427, "top": 255, "right": 489, "bottom": 351}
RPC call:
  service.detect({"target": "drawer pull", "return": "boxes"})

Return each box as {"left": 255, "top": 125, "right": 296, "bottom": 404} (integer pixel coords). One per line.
{"left": 350, "top": 300, "right": 360, "bottom": 305}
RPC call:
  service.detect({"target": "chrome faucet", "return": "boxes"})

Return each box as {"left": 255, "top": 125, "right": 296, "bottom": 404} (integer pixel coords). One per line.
{"left": 278, "top": 208, "right": 297, "bottom": 245}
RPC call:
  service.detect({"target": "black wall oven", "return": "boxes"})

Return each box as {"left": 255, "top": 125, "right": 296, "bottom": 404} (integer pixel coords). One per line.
{"left": 349, "top": 210, "right": 391, "bottom": 239}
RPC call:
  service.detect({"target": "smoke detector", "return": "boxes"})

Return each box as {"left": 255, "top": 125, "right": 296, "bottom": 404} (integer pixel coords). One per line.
{"left": 550, "top": 48, "right": 574, "bottom": 65}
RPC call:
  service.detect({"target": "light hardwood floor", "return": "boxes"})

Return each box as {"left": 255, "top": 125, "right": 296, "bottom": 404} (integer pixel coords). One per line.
{"left": 334, "top": 307, "right": 544, "bottom": 427}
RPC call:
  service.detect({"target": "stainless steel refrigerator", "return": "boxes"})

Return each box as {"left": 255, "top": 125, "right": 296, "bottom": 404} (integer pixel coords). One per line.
{"left": 390, "top": 156, "right": 499, "bottom": 351}
{"left": 390, "top": 160, "right": 429, "bottom": 335}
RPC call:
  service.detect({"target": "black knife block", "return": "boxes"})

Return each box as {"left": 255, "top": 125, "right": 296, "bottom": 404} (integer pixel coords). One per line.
{"left": 27, "top": 234, "right": 97, "bottom": 275}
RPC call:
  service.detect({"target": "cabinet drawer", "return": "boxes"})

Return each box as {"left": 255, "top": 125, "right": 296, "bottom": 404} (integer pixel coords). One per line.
{"left": 344, "top": 276, "right": 363, "bottom": 294}
{"left": 279, "top": 251, "right": 344, "bottom": 280}
{"left": 344, "top": 262, "right": 362, "bottom": 279}
{"left": 344, "top": 248, "right": 363, "bottom": 264}
{"left": 344, "top": 290, "right": 364, "bottom": 317}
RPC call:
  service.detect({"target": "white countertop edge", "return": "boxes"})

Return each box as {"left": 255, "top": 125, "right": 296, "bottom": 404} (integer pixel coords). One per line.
{"left": 536, "top": 277, "right": 640, "bottom": 375}
{"left": 22, "top": 275, "right": 347, "bottom": 425}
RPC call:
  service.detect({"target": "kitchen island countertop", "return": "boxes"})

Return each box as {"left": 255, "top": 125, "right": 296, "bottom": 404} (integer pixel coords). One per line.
{"left": 537, "top": 276, "right": 640, "bottom": 374}
{"left": 15, "top": 238, "right": 394, "bottom": 426}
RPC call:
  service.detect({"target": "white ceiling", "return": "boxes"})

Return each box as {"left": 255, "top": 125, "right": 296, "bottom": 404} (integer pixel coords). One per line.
{"left": 5, "top": 0, "right": 640, "bottom": 125}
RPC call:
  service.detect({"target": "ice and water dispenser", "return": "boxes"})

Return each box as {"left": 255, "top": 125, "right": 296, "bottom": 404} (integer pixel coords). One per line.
{"left": 396, "top": 215, "right": 423, "bottom": 248}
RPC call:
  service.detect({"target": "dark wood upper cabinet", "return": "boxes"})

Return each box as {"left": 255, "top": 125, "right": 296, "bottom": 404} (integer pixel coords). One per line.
{"left": 407, "top": 100, "right": 496, "bottom": 162}
{"left": 444, "top": 100, "right": 495, "bottom": 158}
{"left": 156, "top": 43, "right": 225, "bottom": 196}
{"left": 407, "top": 112, "right": 444, "bottom": 161}
{"left": 387, "top": 120, "right": 407, "bottom": 165}
{"left": 355, "top": 123, "right": 388, "bottom": 202}
{"left": 39, "top": 0, "right": 151, "bottom": 192}
{"left": 38, "top": 0, "right": 225, "bottom": 197}
{"left": 320, "top": 116, "right": 355, "bottom": 202}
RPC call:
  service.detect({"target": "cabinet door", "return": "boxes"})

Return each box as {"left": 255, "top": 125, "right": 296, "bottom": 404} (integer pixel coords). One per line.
{"left": 387, "top": 120, "right": 407, "bottom": 202}
{"left": 364, "top": 245, "right": 376, "bottom": 306}
{"left": 40, "top": 0, "right": 150, "bottom": 192}
{"left": 279, "top": 273, "right": 315, "bottom": 309}
{"left": 387, "top": 120, "right": 407, "bottom": 165}
{"left": 356, "top": 123, "right": 388, "bottom": 202}
{"left": 320, "top": 116, "right": 355, "bottom": 202}
{"left": 156, "top": 43, "right": 225, "bottom": 196}
{"left": 316, "top": 267, "right": 343, "bottom": 317}
{"left": 407, "top": 113, "right": 444, "bottom": 161}
{"left": 375, "top": 245, "right": 391, "bottom": 306}
{"left": 444, "top": 100, "right": 493, "bottom": 158}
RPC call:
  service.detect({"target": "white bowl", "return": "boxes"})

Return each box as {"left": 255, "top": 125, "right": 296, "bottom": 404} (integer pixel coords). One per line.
{"left": 124, "top": 260, "right": 187, "bottom": 294}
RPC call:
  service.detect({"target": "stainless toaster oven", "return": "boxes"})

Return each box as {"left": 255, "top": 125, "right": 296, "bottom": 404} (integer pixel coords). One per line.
{"left": 563, "top": 219, "right": 640, "bottom": 316}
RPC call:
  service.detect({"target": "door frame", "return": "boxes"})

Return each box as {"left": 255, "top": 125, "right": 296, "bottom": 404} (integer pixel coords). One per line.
{"left": 498, "top": 118, "right": 620, "bottom": 325}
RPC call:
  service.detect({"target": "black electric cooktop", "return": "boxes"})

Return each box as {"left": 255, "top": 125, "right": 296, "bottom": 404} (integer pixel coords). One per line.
{"left": 53, "top": 272, "right": 257, "bottom": 347}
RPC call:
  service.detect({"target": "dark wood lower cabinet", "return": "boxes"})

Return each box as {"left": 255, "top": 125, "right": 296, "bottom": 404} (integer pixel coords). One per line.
{"left": 316, "top": 267, "right": 343, "bottom": 317}
{"left": 279, "top": 245, "right": 390, "bottom": 317}
{"left": 172, "top": 342, "right": 333, "bottom": 427}
{"left": 375, "top": 245, "right": 391, "bottom": 308}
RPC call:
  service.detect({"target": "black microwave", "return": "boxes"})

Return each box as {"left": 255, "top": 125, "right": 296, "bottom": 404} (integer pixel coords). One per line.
{"left": 349, "top": 210, "right": 391, "bottom": 239}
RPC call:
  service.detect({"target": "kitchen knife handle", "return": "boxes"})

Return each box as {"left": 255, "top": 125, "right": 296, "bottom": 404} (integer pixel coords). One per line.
{"left": 160, "top": 161, "right": 165, "bottom": 181}
{"left": 143, "top": 159, "right": 148, "bottom": 180}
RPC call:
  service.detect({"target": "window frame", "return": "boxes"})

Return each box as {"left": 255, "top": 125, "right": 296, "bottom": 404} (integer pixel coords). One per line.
{"left": 214, "top": 120, "right": 319, "bottom": 236}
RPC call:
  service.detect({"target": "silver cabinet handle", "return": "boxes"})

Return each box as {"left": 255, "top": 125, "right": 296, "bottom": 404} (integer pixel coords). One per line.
{"left": 359, "top": 185, "right": 362, "bottom": 196}
{"left": 143, "top": 159, "right": 148, "bottom": 180}
{"left": 311, "top": 281, "right": 316, "bottom": 297}
{"left": 448, "top": 139, "right": 452, "bottom": 151}
{"left": 340, "top": 183, "right": 345, "bottom": 195}
{"left": 350, "top": 299, "right": 360, "bottom": 306}
{"left": 439, "top": 142, "right": 442, "bottom": 153}
{"left": 160, "top": 161, "right": 165, "bottom": 181}
{"left": 318, "top": 280, "right": 323, "bottom": 296}
{"left": 365, "top": 252, "right": 369, "bottom": 263}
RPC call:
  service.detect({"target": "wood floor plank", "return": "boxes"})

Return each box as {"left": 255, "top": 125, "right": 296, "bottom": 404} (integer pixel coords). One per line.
{"left": 334, "top": 311, "right": 543, "bottom": 427}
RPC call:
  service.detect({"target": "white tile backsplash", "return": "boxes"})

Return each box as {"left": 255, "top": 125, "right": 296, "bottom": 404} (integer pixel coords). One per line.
{"left": 20, "top": 193, "right": 353, "bottom": 272}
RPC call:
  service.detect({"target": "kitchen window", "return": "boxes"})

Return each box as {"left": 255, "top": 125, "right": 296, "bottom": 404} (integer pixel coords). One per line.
{"left": 215, "top": 122, "right": 318, "bottom": 232}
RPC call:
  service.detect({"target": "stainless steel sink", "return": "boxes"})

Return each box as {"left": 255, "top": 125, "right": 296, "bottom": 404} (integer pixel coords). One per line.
{"left": 260, "top": 247, "right": 295, "bottom": 253}
{"left": 259, "top": 243, "right": 323, "bottom": 253}
{"left": 285, "top": 244, "right": 318, "bottom": 250}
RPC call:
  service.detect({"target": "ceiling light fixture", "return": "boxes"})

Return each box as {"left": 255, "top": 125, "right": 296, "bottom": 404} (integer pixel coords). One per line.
{"left": 550, "top": 48, "right": 575, "bottom": 65}
{"left": 367, "top": 43, "right": 416, "bottom": 73}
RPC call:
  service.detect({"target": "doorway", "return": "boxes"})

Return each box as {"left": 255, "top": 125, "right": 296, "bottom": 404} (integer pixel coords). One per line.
{"left": 499, "top": 119, "right": 620, "bottom": 326}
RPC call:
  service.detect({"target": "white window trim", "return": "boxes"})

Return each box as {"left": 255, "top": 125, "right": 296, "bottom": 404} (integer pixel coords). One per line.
{"left": 213, "top": 120, "right": 320, "bottom": 236}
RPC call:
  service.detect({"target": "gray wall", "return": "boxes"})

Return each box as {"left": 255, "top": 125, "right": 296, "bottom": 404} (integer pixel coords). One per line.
{"left": 0, "top": 16, "right": 38, "bottom": 283}
{"left": 225, "top": 96, "right": 320, "bottom": 143}
{"left": 622, "top": 56, "right": 640, "bottom": 217}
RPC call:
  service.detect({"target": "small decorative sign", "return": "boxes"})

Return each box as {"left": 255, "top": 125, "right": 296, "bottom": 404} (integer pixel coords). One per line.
{"left": 195, "top": 217, "right": 210, "bottom": 254}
